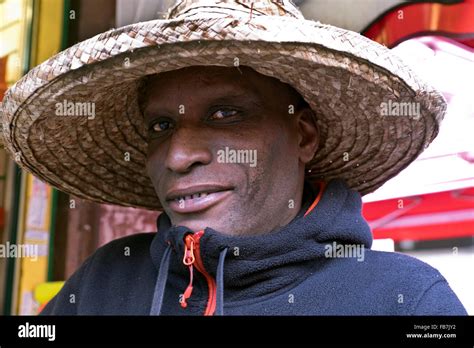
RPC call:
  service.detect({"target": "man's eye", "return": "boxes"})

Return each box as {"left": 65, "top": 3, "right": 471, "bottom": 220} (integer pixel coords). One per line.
{"left": 150, "top": 120, "right": 174, "bottom": 133}
{"left": 209, "top": 108, "right": 239, "bottom": 120}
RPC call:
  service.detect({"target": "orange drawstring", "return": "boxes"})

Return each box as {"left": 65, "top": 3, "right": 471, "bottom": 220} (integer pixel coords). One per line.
{"left": 181, "top": 235, "right": 195, "bottom": 308}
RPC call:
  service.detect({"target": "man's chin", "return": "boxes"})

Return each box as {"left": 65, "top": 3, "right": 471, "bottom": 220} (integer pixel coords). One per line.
{"left": 172, "top": 218, "right": 232, "bottom": 234}
{"left": 168, "top": 207, "right": 236, "bottom": 234}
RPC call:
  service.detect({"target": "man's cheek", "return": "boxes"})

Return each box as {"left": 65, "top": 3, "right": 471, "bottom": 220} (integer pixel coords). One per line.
{"left": 146, "top": 161, "right": 165, "bottom": 198}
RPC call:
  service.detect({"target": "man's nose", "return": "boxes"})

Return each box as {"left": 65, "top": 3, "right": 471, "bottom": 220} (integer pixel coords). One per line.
{"left": 164, "top": 126, "right": 212, "bottom": 173}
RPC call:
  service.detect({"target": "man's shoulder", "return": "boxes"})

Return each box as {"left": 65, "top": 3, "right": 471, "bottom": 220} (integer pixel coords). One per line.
{"left": 360, "top": 249, "right": 444, "bottom": 281}
{"left": 323, "top": 248, "right": 446, "bottom": 290}
{"left": 307, "top": 248, "right": 464, "bottom": 315}
{"left": 354, "top": 249, "right": 450, "bottom": 300}
{"left": 77, "top": 232, "right": 158, "bottom": 296}
{"left": 40, "top": 232, "right": 158, "bottom": 315}
{"left": 91, "top": 232, "right": 156, "bottom": 263}
{"left": 361, "top": 249, "right": 466, "bottom": 315}
{"left": 99, "top": 232, "right": 156, "bottom": 249}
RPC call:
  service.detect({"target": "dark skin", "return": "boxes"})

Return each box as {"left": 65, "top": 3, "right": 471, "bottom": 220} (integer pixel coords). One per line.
{"left": 142, "top": 65, "right": 319, "bottom": 236}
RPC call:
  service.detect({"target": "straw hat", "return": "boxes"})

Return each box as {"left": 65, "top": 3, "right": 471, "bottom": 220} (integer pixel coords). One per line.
{"left": 0, "top": 0, "right": 446, "bottom": 210}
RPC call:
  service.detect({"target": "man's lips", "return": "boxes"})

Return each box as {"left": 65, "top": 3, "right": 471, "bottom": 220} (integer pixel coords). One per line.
{"left": 165, "top": 184, "right": 234, "bottom": 214}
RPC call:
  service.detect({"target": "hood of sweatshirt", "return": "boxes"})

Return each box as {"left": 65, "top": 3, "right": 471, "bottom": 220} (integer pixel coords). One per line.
{"left": 149, "top": 178, "right": 372, "bottom": 315}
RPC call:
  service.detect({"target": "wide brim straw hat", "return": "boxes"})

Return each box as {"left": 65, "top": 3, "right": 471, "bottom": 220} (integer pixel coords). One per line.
{"left": 0, "top": 0, "right": 446, "bottom": 210}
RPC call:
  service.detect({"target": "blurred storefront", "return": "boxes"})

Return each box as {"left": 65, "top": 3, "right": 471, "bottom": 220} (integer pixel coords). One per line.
{"left": 0, "top": 0, "right": 473, "bottom": 315}
{"left": 0, "top": 0, "right": 80, "bottom": 315}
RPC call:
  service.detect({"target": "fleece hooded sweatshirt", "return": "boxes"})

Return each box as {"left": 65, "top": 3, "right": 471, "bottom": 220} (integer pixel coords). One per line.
{"left": 41, "top": 179, "right": 467, "bottom": 315}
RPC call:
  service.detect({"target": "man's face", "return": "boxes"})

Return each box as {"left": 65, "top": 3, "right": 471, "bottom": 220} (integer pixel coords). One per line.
{"left": 143, "top": 65, "right": 318, "bottom": 235}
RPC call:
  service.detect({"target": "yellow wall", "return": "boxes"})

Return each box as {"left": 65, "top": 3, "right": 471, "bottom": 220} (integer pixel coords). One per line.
{"left": 31, "top": 0, "right": 64, "bottom": 65}
{"left": 13, "top": 0, "right": 64, "bottom": 315}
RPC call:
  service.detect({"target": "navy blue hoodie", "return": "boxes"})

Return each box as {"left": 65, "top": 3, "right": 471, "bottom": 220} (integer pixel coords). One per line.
{"left": 41, "top": 179, "right": 467, "bottom": 315}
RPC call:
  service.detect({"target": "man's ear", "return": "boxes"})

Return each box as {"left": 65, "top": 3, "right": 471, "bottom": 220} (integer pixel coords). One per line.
{"left": 296, "top": 107, "right": 319, "bottom": 164}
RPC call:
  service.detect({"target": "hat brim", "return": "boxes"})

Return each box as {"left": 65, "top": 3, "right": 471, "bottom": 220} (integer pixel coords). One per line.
{"left": 0, "top": 15, "right": 445, "bottom": 210}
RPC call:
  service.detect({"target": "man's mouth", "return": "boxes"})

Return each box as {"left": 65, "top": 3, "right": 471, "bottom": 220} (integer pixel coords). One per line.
{"left": 165, "top": 185, "right": 234, "bottom": 214}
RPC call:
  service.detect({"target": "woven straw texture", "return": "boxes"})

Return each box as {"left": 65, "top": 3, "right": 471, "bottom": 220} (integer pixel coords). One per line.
{"left": 0, "top": 0, "right": 446, "bottom": 210}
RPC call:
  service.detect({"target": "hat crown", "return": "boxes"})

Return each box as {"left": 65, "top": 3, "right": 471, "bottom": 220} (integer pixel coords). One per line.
{"left": 166, "top": 0, "right": 305, "bottom": 20}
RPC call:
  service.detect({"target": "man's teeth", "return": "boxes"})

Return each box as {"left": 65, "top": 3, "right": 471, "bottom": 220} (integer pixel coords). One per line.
{"left": 176, "top": 192, "right": 209, "bottom": 202}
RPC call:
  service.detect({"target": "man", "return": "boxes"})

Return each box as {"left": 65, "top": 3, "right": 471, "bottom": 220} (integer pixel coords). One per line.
{"left": 0, "top": 0, "right": 466, "bottom": 315}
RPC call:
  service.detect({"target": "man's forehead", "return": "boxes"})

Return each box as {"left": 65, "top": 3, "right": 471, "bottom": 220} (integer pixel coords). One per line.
{"left": 152, "top": 65, "right": 258, "bottom": 81}
{"left": 143, "top": 65, "right": 285, "bottom": 107}
{"left": 147, "top": 65, "right": 265, "bottom": 92}
{"left": 143, "top": 65, "right": 298, "bottom": 106}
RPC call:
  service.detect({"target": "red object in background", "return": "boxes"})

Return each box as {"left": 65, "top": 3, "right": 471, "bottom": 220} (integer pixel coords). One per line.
{"left": 362, "top": 0, "right": 474, "bottom": 49}
{"left": 361, "top": 1, "right": 474, "bottom": 242}
{"left": 0, "top": 56, "right": 8, "bottom": 101}
{"left": 363, "top": 187, "right": 474, "bottom": 242}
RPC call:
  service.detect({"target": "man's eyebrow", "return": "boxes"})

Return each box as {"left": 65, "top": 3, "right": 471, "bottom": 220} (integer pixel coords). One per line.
{"left": 144, "top": 91, "right": 262, "bottom": 116}
{"left": 208, "top": 92, "right": 262, "bottom": 105}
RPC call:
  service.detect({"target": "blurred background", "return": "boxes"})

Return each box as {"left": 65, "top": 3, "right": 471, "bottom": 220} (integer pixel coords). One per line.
{"left": 0, "top": 0, "right": 473, "bottom": 315}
